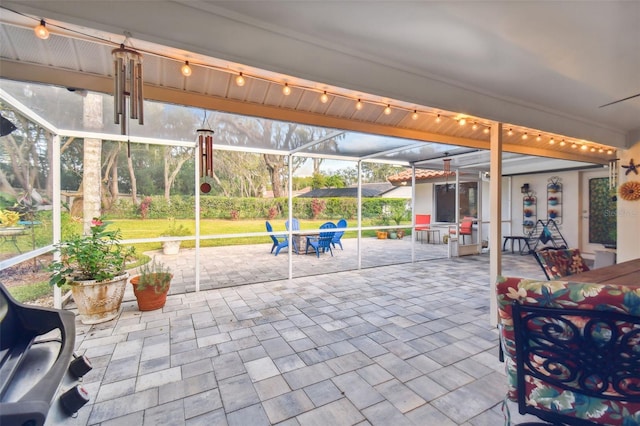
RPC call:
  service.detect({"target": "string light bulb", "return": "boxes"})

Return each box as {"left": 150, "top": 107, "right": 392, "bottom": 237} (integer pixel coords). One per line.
{"left": 458, "top": 118, "right": 466, "bottom": 126}
{"left": 181, "top": 61, "right": 192, "bottom": 77}
{"left": 483, "top": 127, "right": 490, "bottom": 134}
{"left": 522, "top": 132, "right": 528, "bottom": 140}
{"left": 507, "top": 128, "right": 513, "bottom": 136}
{"left": 607, "top": 149, "right": 614, "bottom": 155}
{"left": 472, "top": 122, "right": 478, "bottom": 130}
{"left": 282, "top": 83, "right": 291, "bottom": 96}
{"left": 384, "top": 105, "right": 392, "bottom": 115}
{"left": 235, "top": 72, "right": 245, "bottom": 87}
{"left": 571, "top": 143, "right": 578, "bottom": 149}
{"left": 355, "top": 99, "right": 363, "bottom": 110}
{"left": 581, "top": 144, "right": 588, "bottom": 151}
{"left": 549, "top": 137, "right": 555, "bottom": 145}
{"left": 34, "top": 19, "right": 49, "bottom": 40}
{"left": 435, "top": 114, "right": 441, "bottom": 123}
{"left": 590, "top": 147, "right": 596, "bottom": 152}
{"left": 598, "top": 148, "right": 604, "bottom": 153}
{"left": 559, "top": 139, "right": 566, "bottom": 146}
{"left": 412, "top": 110, "right": 419, "bottom": 120}
{"left": 320, "top": 91, "right": 329, "bottom": 103}
{"left": 536, "top": 134, "right": 542, "bottom": 142}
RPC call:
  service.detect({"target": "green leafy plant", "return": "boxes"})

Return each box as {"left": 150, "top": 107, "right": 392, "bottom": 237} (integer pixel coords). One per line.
{"left": 161, "top": 217, "right": 192, "bottom": 237}
{"left": 133, "top": 257, "right": 172, "bottom": 293}
{"left": 48, "top": 217, "right": 135, "bottom": 287}
{"left": 391, "top": 206, "right": 407, "bottom": 226}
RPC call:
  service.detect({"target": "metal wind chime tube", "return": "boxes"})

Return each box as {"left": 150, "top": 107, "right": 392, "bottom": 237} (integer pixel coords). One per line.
{"left": 198, "top": 129, "right": 215, "bottom": 193}
{"left": 198, "top": 130, "right": 214, "bottom": 178}
{"left": 112, "top": 44, "right": 144, "bottom": 135}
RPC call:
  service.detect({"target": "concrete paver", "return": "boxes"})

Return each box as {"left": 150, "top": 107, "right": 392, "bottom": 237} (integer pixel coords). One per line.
{"left": 62, "top": 240, "right": 547, "bottom": 425}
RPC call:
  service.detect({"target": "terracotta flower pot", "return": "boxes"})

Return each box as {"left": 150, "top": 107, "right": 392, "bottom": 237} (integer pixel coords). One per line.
{"left": 130, "top": 273, "right": 172, "bottom": 311}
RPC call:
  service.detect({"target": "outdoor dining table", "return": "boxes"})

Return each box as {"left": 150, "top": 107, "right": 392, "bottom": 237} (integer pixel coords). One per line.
{"left": 568, "top": 257, "right": 640, "bottom": 287}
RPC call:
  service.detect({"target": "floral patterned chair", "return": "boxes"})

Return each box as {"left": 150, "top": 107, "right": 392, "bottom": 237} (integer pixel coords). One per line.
{"left": 533, "top": 248, "right": 590, "bottom": 280}
{"left": 497, "top": 276, "right": 640, "bottom": 425}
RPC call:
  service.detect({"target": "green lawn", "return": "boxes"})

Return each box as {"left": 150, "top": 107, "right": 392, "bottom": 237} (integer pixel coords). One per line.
{"left": 3, "top": 217, "right": 411, "bottom": 303}
{"left": 110, "top": 218, "right": 396, "bottom": 252}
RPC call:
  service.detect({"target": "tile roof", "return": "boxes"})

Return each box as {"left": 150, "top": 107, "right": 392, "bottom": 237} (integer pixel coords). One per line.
{"left": 387, "top": 169, "right": 457, "bottom": 185}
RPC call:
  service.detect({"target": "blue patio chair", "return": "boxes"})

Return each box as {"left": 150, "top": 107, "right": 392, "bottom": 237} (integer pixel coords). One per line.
{"left": 305, "top": 221, "right": 336, "bottom": 258}
{"left": 331, "top": 219, "right": 347, "bottom": 250}
{"left": 266, "top": 221, "right": 288, "bottom": 255}
{"left": 285, "top": 218, "right": 300, "bottom": 254}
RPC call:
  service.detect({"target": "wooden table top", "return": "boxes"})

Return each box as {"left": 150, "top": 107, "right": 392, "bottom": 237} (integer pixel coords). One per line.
{"left": 569, "top": 258, "right": 640, "bottom": 287}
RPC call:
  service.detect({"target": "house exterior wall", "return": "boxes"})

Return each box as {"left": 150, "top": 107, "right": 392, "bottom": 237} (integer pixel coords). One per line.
{"left": 509, "top": 171, "right": 581, "bottom": 248}
{"left": 617, "top": 141, "right": 640, "bottom": 262}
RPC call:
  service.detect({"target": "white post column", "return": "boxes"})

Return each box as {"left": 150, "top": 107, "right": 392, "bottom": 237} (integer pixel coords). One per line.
{"left": 195, "top": 139, "right": 200, "bottom": 292}
{"left": 489, "top": 123, "right": 503, "bottom": 327}
{"left": 52, "top": 135, "right": 62, "bottom": 308}
{"left": 357, "top": 161, "right": 362, "bottom": 269}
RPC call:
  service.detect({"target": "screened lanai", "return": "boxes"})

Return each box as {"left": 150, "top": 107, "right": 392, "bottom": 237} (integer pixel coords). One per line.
{"left": 0, "top": 77, "right": 608, "bottom": 309}
{"left": 0, "top": 6, "right": 626, "bottom": 320}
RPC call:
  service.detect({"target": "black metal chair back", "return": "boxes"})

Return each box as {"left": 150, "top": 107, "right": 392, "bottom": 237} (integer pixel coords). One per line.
{"left": 512, "top": 301, "right": 640, "bottom": 425}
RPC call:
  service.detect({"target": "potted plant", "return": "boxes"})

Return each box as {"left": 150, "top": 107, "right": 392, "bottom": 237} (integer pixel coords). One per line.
{"left": 130, "top": 257, "right": 172, "bottom": 311}
{"left": 375, "top": 213, "right": 390, "bottom": 239}
{"left": 48, "top": 217, "right": 135, "bottom": 324}
{"left": 161, "top": 218, "right": 192, "bottom": 255}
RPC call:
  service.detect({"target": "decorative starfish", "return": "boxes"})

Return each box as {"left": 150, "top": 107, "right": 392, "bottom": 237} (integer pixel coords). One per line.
{"left": 622, "top": 158, "right": 638, "bottom": 175}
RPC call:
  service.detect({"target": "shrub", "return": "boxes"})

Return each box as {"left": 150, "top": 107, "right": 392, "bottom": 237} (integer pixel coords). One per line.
{"left": 139, "top": 196, "right": 152, "bottom": 219}
{"left": 310, "top": 198, "right": 326, "bottom": 219}
{"left": 267, "top": 205, "right": 279, "bottom": 220}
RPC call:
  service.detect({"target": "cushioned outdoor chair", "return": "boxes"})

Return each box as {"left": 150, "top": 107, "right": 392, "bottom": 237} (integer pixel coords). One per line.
{"left": 266, "top": 221, "right": 288, "bottom": 255}
{"left": 534, "top": 247, "right": 589, "bottom": 280}
{"left": 415, "top": 214, "right": 431, "bottom": 243}
{"left": 331, "top": 219, "right": 347, "bottom": 250}
{"left": 511, "top": 301, "right": 640, "bottom": 425}
{"left": 305, "top": 222, "right": 336, "bottom": 257}
{"left": 449, "top": 216, "right": 474, "bottom": 244}
{"left": 497, "top": 276, "right": 640, "bottom": 426}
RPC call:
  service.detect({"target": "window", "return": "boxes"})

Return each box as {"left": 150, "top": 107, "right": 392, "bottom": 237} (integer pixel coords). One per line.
{"left": 434, "top": 182, "right": 478, "bottom": 222}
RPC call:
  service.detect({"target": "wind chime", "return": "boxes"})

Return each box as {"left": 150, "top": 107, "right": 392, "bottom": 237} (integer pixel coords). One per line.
{"left": 112, "top": 44, "right": 144, "bottom": 137}
{"left": 443, "top": 158, "right": 452, "bottom": 192}
{"left": 198, "top": 128, "right": 215, "bottom": 193}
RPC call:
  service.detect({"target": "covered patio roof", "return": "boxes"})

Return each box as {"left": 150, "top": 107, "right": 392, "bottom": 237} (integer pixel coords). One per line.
{"left": 1, "top": 4, "right": 634, "bottom": 171}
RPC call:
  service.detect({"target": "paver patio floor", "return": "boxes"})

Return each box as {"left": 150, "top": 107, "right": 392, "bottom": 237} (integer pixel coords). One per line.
{"left": 60, "top": 240, "right": 546, "bottom": 425}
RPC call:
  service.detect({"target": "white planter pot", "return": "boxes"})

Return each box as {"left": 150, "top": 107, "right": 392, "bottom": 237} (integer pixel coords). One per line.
{"left": 162, "top": 240, "right": 182, "bottom": 255}
{"left": 70, "top": 273, "right": 128, "bottom": 324}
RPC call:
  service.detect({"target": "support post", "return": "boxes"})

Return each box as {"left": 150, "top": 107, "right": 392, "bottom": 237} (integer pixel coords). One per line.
{"left": 489, "top": 123, "right": 503, "bottom": 327}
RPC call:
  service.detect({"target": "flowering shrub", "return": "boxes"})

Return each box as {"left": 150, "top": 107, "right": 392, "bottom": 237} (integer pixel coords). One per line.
{"left": 139, "top": 196, "right": 152, "bottom": 219}
{"left": 267, "top": 206, "right": 279, "bottom": 220}
{"left": 310, "top": 198, "right": 326, "bottom": 219}
{"left": 0, "top": 209, "right": 20, "bottom": 227}
{"left": 48, "top": 217, "right": 135, "bottom": 286}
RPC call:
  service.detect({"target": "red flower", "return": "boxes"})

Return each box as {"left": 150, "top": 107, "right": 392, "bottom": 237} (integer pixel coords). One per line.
{"left": 91, "top": 217, "right": 103, "bottom": 227}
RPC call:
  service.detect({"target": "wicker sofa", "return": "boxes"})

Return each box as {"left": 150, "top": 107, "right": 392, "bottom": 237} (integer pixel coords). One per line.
{"left": 496, "top": 276, "right": 640, "bottom": 425}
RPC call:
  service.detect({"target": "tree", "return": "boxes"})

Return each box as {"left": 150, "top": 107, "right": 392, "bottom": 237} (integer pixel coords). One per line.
{"left": 361, "top": 163, "right": 403, "bottom": 183}
{"left": 163, "top": 146, "right": 193, "bottom": 202}
{"left": 325, "top": 175, "right": 345, "bottom": 188}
